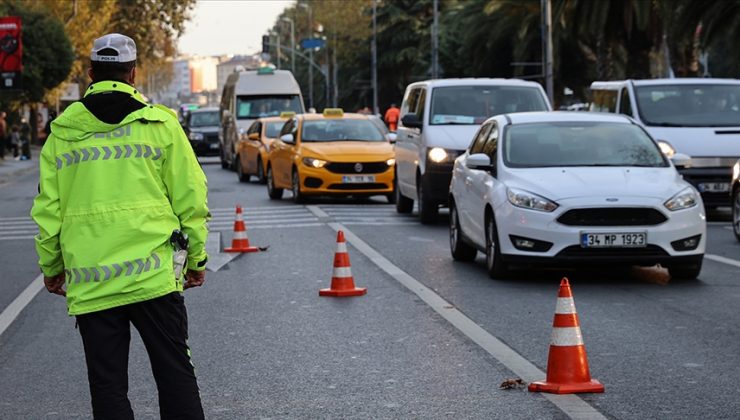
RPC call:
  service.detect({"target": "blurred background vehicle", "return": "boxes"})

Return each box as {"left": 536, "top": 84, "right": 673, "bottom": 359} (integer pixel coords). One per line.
{"left": 183, "top": 106, "right": 220, "bottom": 157}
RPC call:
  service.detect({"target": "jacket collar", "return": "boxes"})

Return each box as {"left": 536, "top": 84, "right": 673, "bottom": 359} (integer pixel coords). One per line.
{"left": 84, "top": 81, "right": 147, "bottom": 104}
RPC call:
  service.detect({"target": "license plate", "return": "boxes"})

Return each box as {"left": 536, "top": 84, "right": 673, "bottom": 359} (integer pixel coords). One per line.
{"left": 698, "top": 182, "right": 730, "bottom": 193}
{"left": 342, "top": 175, "right": 375, "bottom": 183}
{"left": 209, "top": 143, "right": 219, "bottom": 149}
{"left": 580, "top": 232, "right": 647, "bottom": 248}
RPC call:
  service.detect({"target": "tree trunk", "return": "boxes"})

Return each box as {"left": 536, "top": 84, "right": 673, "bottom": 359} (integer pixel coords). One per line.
{"left": 29, "top": 103, "right": 39, "bottom": 145}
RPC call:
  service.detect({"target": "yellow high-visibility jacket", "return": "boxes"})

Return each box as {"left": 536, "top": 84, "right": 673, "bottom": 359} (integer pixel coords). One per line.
{"left": 31, "top": 81, "right": 210, "bottom": 315}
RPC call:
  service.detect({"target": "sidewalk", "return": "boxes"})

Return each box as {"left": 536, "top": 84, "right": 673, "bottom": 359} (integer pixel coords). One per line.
{"left": 0, "top": 146, "right": 40, "bottom": 185}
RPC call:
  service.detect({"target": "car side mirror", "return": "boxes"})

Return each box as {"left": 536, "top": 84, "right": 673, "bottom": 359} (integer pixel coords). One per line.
{"left": 280, "top": 133, "right": 294, "bottom": 144}
{"left": 466, "top": 153, "right": 494, "bottom": 171}
{"left": 386, "top": 132, "right": 397, "bottom": 143}
{"left": 401, "top": 114, "right": 422, "bottom": 129}
{"left": 248, "top": 132, "right": 259, "bottom": 141}
{"left": 670, "top": 153, "right": 691, "bottom": 168}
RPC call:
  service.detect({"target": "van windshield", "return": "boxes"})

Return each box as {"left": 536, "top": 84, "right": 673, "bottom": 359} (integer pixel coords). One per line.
{"left": 635, "top": 84, "right": 740, "bottom": 127}
{"left": 236, "top": 95, "right": 302, "bottom": 119}
{"left": 430, "top": 86, "right": 548, "bottom": 125}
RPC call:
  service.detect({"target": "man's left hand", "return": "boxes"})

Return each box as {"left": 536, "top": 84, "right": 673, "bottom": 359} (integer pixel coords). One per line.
{"left": 44, "top": 273, "right": 66, "bottom": 297}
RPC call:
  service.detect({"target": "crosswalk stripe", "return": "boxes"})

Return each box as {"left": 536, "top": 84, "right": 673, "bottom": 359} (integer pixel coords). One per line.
{"left": 0, "top": 236, "right": 34, "bottom": 241}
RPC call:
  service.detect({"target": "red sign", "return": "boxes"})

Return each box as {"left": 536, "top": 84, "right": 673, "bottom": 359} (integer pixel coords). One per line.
{"left": 0, "top": 16, "right": 21, "bottom": 89}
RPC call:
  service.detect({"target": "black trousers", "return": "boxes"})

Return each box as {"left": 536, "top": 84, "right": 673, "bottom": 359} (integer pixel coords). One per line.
{"left": 76, "top": 292, "right": 205, "bottom": 420}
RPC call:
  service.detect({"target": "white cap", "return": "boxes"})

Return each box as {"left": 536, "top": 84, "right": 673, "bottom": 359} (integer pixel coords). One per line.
{"left": 90, "top": 33, "right": 137, "bottom": 63}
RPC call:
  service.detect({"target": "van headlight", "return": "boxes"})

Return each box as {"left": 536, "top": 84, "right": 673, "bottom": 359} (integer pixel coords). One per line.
{"left": 302, "top": 157, "right": 327, "bottom": 168}
{"left": 507, "top": 188, "right": 558, "bottom": 212}
{"left": 657, "top": 140, "right": 675, "bottom": 158}
{"left": 189, "top": 132, "right": 204, "bottom": 141}
{"left": 428, "top": 147, "right": 449, "bottom": 163}
{"left": 733, "top": 161, "right": 740, "bottom": 183}
{"left": 664, "top": 187, "right": 698, "bottom": 211}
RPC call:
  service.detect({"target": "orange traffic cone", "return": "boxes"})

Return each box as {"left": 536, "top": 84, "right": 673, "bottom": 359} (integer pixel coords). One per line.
{"left": 528, "top": 278, "right": 604, "bottom": 394}
{"left": 319, "top": 230, "right": 367, "bottom": 297}
{"left": 224, "top": 205, "right": 260, "bottom": 253}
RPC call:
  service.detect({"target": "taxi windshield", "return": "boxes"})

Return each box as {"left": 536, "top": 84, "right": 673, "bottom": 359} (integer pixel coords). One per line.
{"left": 504, "top": 122, "right": 668, "bottom": 168}
{"left": 265, "top": 121, "right": 285, "bottom": 138}
{"left": 430, "top": 86, "right": 548, "bottom": 125}
{"left": 188, "top": 111, "right": 219, "bottom": 127}
{"left": 301, "top": 119, "right": 385, "bottom": 142}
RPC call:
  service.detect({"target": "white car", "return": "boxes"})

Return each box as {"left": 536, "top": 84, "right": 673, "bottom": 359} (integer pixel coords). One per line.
{"left": 732, "top": 159, "right": 740, "bottom": 241}
{"left": 449, "top": 112, "right": 706, "bottom": 280}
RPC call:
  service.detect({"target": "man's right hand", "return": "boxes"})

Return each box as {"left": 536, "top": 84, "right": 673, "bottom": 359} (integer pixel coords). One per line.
{"left": 184, "top": 269, "right": 205, "bottom": 290}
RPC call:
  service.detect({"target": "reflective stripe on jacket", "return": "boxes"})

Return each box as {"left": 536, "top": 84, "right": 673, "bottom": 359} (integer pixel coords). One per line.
{"left": 31, "top": 81, "right": 210, "bottom": 315}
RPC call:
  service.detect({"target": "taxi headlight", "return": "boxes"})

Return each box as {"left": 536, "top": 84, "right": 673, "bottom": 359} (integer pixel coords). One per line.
{"left": 302, "top": 157, "right": 327, "bottom": 168}
{"left": 657, "top": 140, "right": 675, "bottom": 158}
{"left": 664, "top": 187, "right": 698, "bottom": 211}
{"left": 428, "top": 147, "right": 449, "bottom": 163}
{"left": 506, "top": 187, "right": 558, "bottom": 212}
{"left": 189, "top": 132, "right": 204, "bottom": 141}
{"left": 386, "top": 158, "right": 396, "bottom": 167}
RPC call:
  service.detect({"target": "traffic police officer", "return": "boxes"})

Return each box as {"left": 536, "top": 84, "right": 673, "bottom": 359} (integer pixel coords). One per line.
{"left": 31, "top": 33, "right": 209, "bottom": 419}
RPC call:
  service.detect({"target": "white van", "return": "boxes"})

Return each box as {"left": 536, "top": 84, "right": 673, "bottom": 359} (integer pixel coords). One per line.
{"left": 590, "top": 78, "right": 740, "bottom": 208}
{"left": 220, "top": 68, "right": 305, "bottom": 170}
{"left": 394, "top": 78, "right": 551, "bottom": 223}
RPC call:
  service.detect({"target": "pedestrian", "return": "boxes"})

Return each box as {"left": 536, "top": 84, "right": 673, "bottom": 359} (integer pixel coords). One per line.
{"left": 384, "top": 103, "right": 400, "bottom": 132}
{"left": 43, "top": 110, "right": 56, "bottom": 142}
{"left": 0, "top": 111, "right": 7, "bottom": 159}
{"left": 31, "top": 33, "right": 209, "bottom": 419}
{"left": 19, "top": 117, "right": 30, "bottom": 160}
{"left": 8, "top": 124, "right": 20, "bottom": 158}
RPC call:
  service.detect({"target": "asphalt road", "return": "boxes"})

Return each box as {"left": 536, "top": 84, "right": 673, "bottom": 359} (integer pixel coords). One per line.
{"left": 0, "top": 159, "right": 738, "bottom": 419}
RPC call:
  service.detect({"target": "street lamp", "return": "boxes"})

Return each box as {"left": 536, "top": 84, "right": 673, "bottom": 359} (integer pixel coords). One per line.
{"left": 281, "top": 17, "right": 295, "bottom": 74}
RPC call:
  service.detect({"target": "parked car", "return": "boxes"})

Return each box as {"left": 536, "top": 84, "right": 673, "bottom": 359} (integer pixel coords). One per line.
{"left": 183, "top": 107, "right": 220, "bottom": 156}
{"left": 394, "top": 78, "right": 551, "bottom": 223}
{"left": 732, "top": 159, "right": 740, "bottom": 241}
{"left": 266, "top": 109, "right": 395, "bottom": 203}
{"left": 449, "top": 111, "right": 706, "bottom": 280}
{"left": 236, "top": 112, "right": 294, "bottom": 183}
{"left": 219, "top": 67, "right": 305, "bottom": 171}
{"left": 590, "top": 78, "right": 740, "bottom": 209}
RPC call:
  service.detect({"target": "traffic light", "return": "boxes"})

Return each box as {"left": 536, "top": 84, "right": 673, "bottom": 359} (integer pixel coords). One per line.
{"left": 262, "top": 35, "right": 270, "bottom": 54}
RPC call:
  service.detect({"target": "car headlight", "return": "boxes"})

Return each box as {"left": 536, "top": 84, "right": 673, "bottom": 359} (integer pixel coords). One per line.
{"left": 664, "top": 187, "right": 698, "bottom": 211}
{"left": 189, "top": 132, "right": 204, "bottom": 141}
{"left": 733, "top": 161, "right": 739, "bottom": 183}
{"left": 506, "top": 188, "right": 558, "bottom": 212}
{"left": 302, "top": 157, "right": 327, "bottom": 168}
{"left": 657, "top": 140, "right": 675, "bottom": 158}
{"left": 386, "top": 158, "right": 396, "bottom": 167}
{"left": 428, "top": 147, "right": 451, "bottom": 163}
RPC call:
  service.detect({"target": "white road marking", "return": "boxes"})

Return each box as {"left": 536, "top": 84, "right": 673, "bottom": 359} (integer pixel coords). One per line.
{"left": 0, "top": 274, "right": 44, "bottom": 338}
{"left": 0, "top": 236, "right": 34, "bottom": 241}
{"left": 725, "top": 226, "right": 733, "bottom": 231}
{"left": 706, "top": 254, "right": 740, "bottom": 269}
{"left": 305, "top": 205, "right": 606, "bottom": 420}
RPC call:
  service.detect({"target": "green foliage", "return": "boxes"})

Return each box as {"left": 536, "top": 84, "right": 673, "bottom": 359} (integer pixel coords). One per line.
{"left": 0, "top": 2, "right": 73, "bottom": 102}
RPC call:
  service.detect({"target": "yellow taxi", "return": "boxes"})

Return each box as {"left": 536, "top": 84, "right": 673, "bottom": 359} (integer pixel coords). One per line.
{"left": 266, "top": 109, "right": 395, "bottom": 203}
{"left": 235, "top": 112, "right": 295, "bottom": 183}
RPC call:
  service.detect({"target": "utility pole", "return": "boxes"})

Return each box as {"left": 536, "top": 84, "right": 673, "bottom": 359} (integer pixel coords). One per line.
{"left": 542, "top": 0, "right": 554, "bottom": 105}
{"left": 371, "top": 0, "right": 378, "bottom": 115}
{"left": 431, "top": 0, "right": 439, "bottom": 79}
{"left": 308, "top": 6, "right": 314, "bottom": 110}
{"left": 282, "top": 17, "right": 295, "bottom": 74}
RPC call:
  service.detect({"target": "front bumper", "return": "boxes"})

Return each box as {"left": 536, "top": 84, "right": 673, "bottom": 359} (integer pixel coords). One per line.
{"left": 190, "top": 134, "right": 221, "bottom": 156}
{"left": 298, "top": 163, "right": 394, "bottom": 196}
{"left": 422, "top": 162, "right": 454, "bottom": 204}
{"left": 496, "top": 198, "right": 706, "bottom": 266}
{"left": 678, "top": 166, "right": 733, "bottom": 207}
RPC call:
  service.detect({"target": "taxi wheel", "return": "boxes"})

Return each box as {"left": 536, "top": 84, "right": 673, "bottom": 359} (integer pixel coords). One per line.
{"left": 450, "top": 202, "right": 477, "bottom": 261}
{"left": 292, "top": 169, "right": 305, "bottom": 204}
{"left": 485, "top": 212, "right": 509, "bottom": 279}
{"left": 267, "top": 166, "right": 283, "bottom": 200}
{"left": 417, "top": 176, "right": 439, "bottom": 224}
{"left": 236, "top": 157, "right": 250, "bottom": 183}
{"left": 256, "top": 157, "right": 267, "bottom": 184}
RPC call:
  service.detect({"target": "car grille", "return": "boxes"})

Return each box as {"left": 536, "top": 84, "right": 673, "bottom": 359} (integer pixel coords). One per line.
{"left": 557, "top": 245, "right": 669, "bottom": 258}
{"left": 557, "top": 208, "right": 667, "bottom": 226}
{"left": 325, "top": 162, "right": 389, "bottom": 174}
{"left": 328, "top": 183, "right": 387, "bottom": 190}
{"left": 204, "top": 133, "right": 219, "bottom": 143}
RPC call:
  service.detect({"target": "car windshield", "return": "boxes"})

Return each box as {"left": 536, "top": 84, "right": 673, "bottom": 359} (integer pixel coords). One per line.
{"left": 635, "top": 84, "right": 740, "bottom": 127}
{"left": 189, "top": 111, "right": 219, "bottom": 127}
{"left": 301, "top": 119, "right": 385, "bottom": 142}
{"left": 265, "top": 121, "right": 285, "bottom": 138}
{"left": 503, "top": 121, "right": 668, "bottom": 168}
{"left": 430, "top": 86, "right": 548, "bottom": 125}
{"left": 236, "top": 95, "right": 302, "bottom": 119}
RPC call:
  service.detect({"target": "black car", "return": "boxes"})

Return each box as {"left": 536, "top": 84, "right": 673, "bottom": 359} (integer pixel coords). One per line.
{"left": 183, "top": 107, "right": 220, "bottom": 156}
{"left": 732, "top": 159, "right": 740, "bottom": 241}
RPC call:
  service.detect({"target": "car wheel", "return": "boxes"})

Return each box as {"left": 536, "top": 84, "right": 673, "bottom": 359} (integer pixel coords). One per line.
{"left": 485, "top": 213, "right": 509, "bottom": 279}
{"left": 395, "top": 175, "right": 413, "bottom": 213}
{"left": 450, "top": 202, "right": 477, "bottom": 261}
{"left": 266, "top": 166, "right": 283, "bottom": 200}
{"left": 236, "top": 157, "right": 250, "bottom": 183}
{"left": 733, "top": 186, "right": 740, "bottom": 241}
{"left": 417, "top": 175, "right": 438, "bottom": 224}
{"left": 292, "top": 168, "right": 305, "bottom": 204}
{"left": 666, "top": 260, "right": 703, "bottom": 280}
{"left": 256, "top": 157, "right": 266, "bottom": 184}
